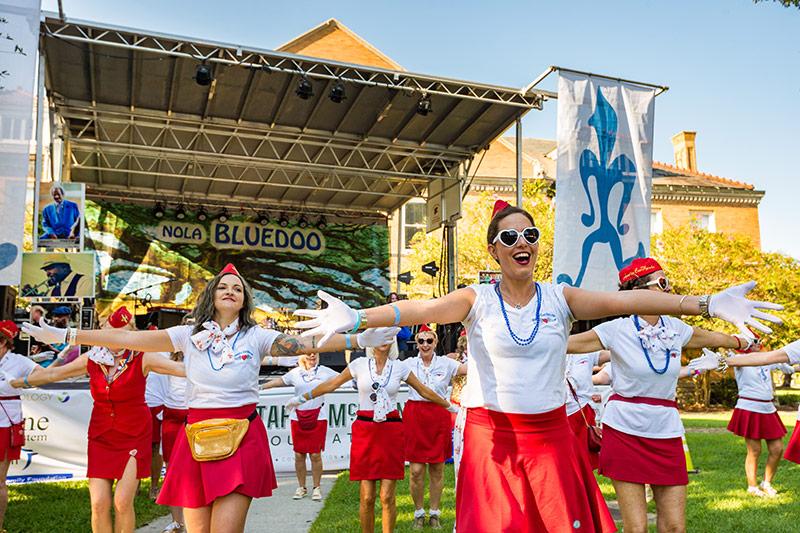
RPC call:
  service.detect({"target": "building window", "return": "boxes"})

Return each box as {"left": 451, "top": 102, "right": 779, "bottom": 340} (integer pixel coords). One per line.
{"left": 690, "top": 210, "right": 716, "bottom": 232}
{"left": 402, "top": 200, "right": 426, "bottom": 251}
{"left": 651, "top": 209, "right": 663, "bottom": 235}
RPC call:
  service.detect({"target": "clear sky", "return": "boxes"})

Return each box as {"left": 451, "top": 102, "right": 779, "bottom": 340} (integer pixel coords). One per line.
{"left": 42, "top": 0, "right": 800, "bottom": 257}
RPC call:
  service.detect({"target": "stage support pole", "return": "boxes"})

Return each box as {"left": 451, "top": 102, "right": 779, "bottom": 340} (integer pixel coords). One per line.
{"left": 32, "top": 53, "right": 47, "bottom": 250}
{"left": 446, "top": 221, "right": 456, "bottom": 293}
{"left": 515, "top": 116, "right": 523, "bottom": 207}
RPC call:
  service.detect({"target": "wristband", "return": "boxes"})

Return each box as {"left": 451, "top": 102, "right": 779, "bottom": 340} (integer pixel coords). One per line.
{"left": 692, "top": 368, "right": 703, "bottom": 377}
{"left": 390, "top": 304, "right": 401, "bottom": 327}
{"left": 348, "top": 312, "right": 362, "bottom": 334}
{"left": 734, "top": 336, "right": 743, "bottom": 351}
{"left": 345, "top": 334, "right": 352, "bottom": 350}
{"left": 23, "top": 374, "right": 32, "bottom": 388}
{"left": 67, "top": 327, "right": 78, "bottom": 346}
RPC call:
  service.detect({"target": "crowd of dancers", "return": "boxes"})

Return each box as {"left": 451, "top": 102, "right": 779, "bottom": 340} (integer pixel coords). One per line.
{"left": 0, "top": 199, "right": 798, "bottom": 533}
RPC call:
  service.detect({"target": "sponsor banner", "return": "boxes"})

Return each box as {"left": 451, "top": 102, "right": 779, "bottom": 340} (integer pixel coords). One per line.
{"left": 85, "top": 201, "right": 389, "bottom": 316}
{"left": 20, "top": 251, "right": 96, "bottom": 299}
{"left": 0, "top": 0, "right": 41, "bottom": 285}
{"left": 553, "top": 71, "right": 656, "bottom": 291}
{"left": 35, "top": 182, "right": 85, "bottom": 250}
{"left": 9, "top": 386, "right": 410, "bottom": 482}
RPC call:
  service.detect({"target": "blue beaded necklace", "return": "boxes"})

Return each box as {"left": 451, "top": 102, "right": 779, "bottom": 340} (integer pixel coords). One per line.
{"left": 206, "top": 330, "right": 242, "bottom": 372}
{"left": 494, "top": 282, "right": 542, "bottom": 346}
{"left": 631, "top": 315, "right": 673, "bottom": 375}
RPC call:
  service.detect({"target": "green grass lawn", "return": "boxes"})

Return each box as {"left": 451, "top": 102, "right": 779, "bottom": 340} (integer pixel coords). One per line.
{"left": 312, "top": 411, "right": 800, "bottom": 532}
{"left": 6, "top": 479, "right": 167, "bottom": 533}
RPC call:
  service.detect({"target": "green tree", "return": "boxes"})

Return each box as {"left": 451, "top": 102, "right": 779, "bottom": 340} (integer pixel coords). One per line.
{"left": 754, "top": 0, "right": 800, "bottom": 8}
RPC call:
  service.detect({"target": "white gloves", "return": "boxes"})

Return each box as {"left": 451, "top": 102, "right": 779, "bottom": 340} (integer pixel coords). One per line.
{"left": 286, "top": 395, "right": 307, "bottom": 413}
{"left": 688, "top": 348, "right": 724, "bottom": 373}
{"left": 22, "top": 318, "right": 68, "bottom": 344}
{"left": 732, "top": 333, "right": 761, "bottom": 353}
{"left": 294, "top": 290, "right": 359, "bottom": 345}
{"left": 783, "top": 339, "right": 800, "bottom": 365}
{"left": 356, "top": 327, "right": 400, "bottom": 349}
{"left": 709, "top": 281, "right": 782, "bottom": 336}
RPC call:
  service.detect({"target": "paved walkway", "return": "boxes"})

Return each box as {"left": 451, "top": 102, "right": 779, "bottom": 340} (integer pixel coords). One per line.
{"left": 136, "top": 474, "right": 336, "bottom": 533}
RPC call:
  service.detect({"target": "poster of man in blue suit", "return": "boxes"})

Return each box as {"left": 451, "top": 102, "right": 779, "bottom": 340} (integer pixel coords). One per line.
{"left": 37, "top": 182, "right": 84, "bottom": 249}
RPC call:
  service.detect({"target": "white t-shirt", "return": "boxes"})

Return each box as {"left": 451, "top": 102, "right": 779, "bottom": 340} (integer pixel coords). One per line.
{"left": 144, "top": 352, "right": 170, "bottom": 408}
{"left": 282, "top": 365, "right": 339, "bottom": 421}
{"left": 594, "top": 315, "right": 693, "bottom": 439}
{"left": 348, "top": 357, "right": 411, "bottom": 411}
{"left": 565, "top": 351, "right": 600, "bottom": 416}
{"left": 460, "top": 282, "right": 575, "bottom": 414}
{"left": 404, "top": 355, "right": 461, "bottom": 402}
{"left": 733, "top": 364, "right": 781, "bottom": 414}
{"left": 163, "top": 374, "right": 189, "bottom": 410}
{"left": 168, "top": 325, "right": 280, "bottom": 408}
{"left": 0, "top": 352, "right": 37, "bottom": 426}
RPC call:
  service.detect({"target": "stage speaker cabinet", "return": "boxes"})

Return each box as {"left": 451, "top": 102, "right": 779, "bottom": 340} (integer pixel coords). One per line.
{"left": 0, "top": 286, "right": 17, "bottom": 320}
{"left": 157, "top": 308, "right": 187, "bottom": 329}
{"left": 81, "top": 306, "right": 95, "bottom": 329}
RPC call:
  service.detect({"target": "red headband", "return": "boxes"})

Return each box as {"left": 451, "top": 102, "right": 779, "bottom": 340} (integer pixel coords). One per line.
{"left": 618, "top": 258, "right": 663, "bottom": 284}
{"left": 0, "top": 320, "right": 18, "bottom": 341}
{"left": 492, "top": 199, "right": 511, "bottom": 219}
{"left": 108, "top": 306, "right": 133, "bottom": 328}
{"left": 220, "top": 263, "right": 242, "bottom": 278}
{"left": 419, "top": 324, "right": 432, "bottom": 333}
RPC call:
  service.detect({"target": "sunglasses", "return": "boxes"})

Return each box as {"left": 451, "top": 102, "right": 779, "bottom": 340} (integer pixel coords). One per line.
{"left": 492, "top": 227, "right": 540, "bottom": 247}
{"left": 417, "top": 338, "right": 435, "bottom": 345}
{"left": 638, "top": 276, "right": 670, "bottom": 292}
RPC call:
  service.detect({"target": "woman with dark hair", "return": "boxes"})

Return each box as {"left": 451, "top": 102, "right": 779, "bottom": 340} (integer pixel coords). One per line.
{"left": 567, "top": 257, "right": 762, "bottom": 533}
{"left": 13, "top": 306, "right": 185, "bottom": 533}
{"left": 288, "top": 339, "right": 449, "bottom": 533}
{"left": 293, "top": 200, "right": 782, "bottom": 533}
{"left": 702, "top": 341, "right": 800, "bottom": 496}
{"left": 21, "top": 263, "right": 398, "bottom": 533}
{"left": 403, "top": 325, "right": 465, "bottom": 530}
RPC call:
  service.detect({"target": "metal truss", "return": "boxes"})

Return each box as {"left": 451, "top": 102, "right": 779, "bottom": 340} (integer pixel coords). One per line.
{"left": 43, "top": 16, "right": 548, "bottom": 110}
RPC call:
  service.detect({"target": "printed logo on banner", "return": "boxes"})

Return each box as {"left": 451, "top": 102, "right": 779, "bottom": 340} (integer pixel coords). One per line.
{"left": 557, "top": 88, "right": 645, "bottom": 287}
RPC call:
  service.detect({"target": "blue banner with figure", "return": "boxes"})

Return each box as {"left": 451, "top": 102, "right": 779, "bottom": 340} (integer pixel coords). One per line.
{"left": 553, "top": 71, "right": 656, "bottom": 291}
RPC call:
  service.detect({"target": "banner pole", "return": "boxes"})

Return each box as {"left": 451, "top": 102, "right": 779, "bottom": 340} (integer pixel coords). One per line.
{"left": 515, "top": 116, "right": 523, "bottom": 207}
{"left": 32, "top": 52, "right": 47, "bottom": 251}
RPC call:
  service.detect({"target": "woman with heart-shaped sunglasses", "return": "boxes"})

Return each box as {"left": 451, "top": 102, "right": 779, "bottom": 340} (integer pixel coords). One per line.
{"left": 293, "top": 199, "right": 784, "bottom": 533}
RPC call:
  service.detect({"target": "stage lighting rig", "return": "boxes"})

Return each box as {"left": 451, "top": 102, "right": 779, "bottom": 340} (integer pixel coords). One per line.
{"left": 194, "top": 63, "right": 213, "bottom": 86}
{"left": 278, "top": 213, "right": 290, "bottom": 228}
{"left": 257, "top": 212, "right": 269, "bottom": 226}
{"left": 329, "top": 81, "right": 346, "bottom": 103}
{"left": 297, "top": 215, "right": 309, "bottom": 229}
{"left": 416, "top": 93, "right": 432, "bottom": 116}
{"left": 217, "top": 208, "right": 230, "bottom": 223}
{"left": 316, "top": 216, "right": 327, "bottom": 230}
{"left": 196, "top": 206, "right": 208, "bottom": 221}
{"left": 296, "top": 76, "right": 314, "bottom": 99}
{"left": 152, "top": 202, "right": 165, "bottom": 219}
{"left": 175, "top": 204, "right": 187, "bottom": 220}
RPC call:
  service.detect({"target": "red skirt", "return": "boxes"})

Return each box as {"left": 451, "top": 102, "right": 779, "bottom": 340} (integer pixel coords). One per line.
{"left": 87, "top": 426, "right": 152, "bottom": 480}
{"left": 350, "top": 410, "right": 405, "bottom": 481}
{"left": 568, "top": 404, "right": 599, "bottom": 470}
{"left": 404, "top": 400, "right": 452, "bottom": 464}
{"left": 156, "top": 404, "right": 277, "bottom": 508}
{"left": 727, "top": 408, "right": 787, "bottom": 440}
{"left": 599, "top": 424, "right": 687, "bottom": 486}
{"left": 0, "top": 426, "right": 22, "bottom": 461}
{"left": 785, "top": 420, "right": 800, "bottom": 464}
{"left": 150, "top": 406, "right": 164, "bottom": 445}
{"left": 456, "top": 406, "right": 616, "bottom": 533}
{"left": 161, "top": 407, "right": 188, "bottom": 463}
{"left": 291, "top": 407, "right": 328, "bottom": 454}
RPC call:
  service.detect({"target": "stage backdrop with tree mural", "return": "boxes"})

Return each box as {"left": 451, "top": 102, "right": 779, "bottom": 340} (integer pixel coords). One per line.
{"left": 84, "top": 201, "right": 389, "bottom": 317}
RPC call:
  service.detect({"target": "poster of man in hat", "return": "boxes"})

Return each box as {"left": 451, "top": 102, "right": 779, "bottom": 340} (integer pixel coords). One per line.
{"left": 19, "top": 252, "right": 95, "bottom": 298}
{"left": 36, "top": 182, "right": 85, "bottom": 250}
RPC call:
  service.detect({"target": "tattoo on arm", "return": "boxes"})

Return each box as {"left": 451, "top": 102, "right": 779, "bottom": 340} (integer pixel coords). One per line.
{"left": 272, "top": 334, "right": 304, "bottom": 357}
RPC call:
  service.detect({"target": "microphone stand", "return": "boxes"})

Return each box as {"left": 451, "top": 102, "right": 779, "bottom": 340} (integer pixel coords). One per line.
{"left": 123, "top": 279, "right": 178, "bottom": 313}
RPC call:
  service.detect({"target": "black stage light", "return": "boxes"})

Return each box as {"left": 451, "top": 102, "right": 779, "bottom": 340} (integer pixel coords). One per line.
{"left": 196, "top": 206, "right": 208, "bottom": 221}
{"left": 153, "top": 202, "right": 165, "bottom": 219}
{"left": 329, "top": 81, "right": 346, "bottom": 103}
{"left": 316, "top": 216, "right": 327, "bottom": 230}
{"left": 416, "top": 93, "right": 433, "bottom": 116}
{"left": 175, "top": 204, "right": 187, "bottom": 220}
{"left": 296, "top": 77, "right": 314, "bottom": 100}
{"left": 278, "top": 213, "right": 290, "bottom": 227}
{"left": 297, "top": 215, "right": 309, "bottom": 229}
{"left": 398, "top": 271, "right": 413, "bottom": 285}
{"left": 421, "top": 261, "right": 440, "bottom": 277}
{"left": 194, "top": 63, "right": 213, "bottom": 86}
{"left": 217, "top": 208, "right": 229, "bottom": 223}
{"left": 257, "top": 212, "right": 269, "bottom": 226}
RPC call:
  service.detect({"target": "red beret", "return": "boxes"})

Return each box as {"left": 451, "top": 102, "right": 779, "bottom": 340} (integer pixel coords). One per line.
{"left": 619, "top": 258, "right": 663, "bottom": 284}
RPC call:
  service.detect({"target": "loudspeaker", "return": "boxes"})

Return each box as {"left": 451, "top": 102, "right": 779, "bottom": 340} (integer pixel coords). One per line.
{"left": 0, "top": 286, "right": 16, "bottom": 320}
{"left": 156, "top": 308, "right": 187, "bottom": 329}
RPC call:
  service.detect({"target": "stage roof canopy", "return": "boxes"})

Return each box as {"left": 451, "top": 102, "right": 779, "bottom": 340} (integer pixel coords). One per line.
{"left": 40, "top": 13, "right": 552, "bottom": 220}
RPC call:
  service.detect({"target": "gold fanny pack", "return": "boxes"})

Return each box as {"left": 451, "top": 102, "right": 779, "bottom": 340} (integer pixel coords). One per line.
{"left": 184, "top": 411, "right": 257, "bottom": 462}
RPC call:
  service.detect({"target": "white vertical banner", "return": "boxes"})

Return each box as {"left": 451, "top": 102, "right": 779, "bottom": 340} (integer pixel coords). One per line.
{"left": 0, "top": 0, "right": 41, "bottom": 285}
{"left": 553, "top": 71, "right": 655, "bottom": 292}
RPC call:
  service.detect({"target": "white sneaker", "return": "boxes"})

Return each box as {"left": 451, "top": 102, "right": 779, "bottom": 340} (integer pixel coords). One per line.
{"left": 760, "top": 481, "right": 778, "bottom": 497}
{"left": 747, "top": 485, "right": 766, "bottom": 497}
{"left": 293, "top": 486, "right": 308, "bottom": 500}
{"left": 161, "top": 522, "right": 184, "bottom": 533}
{"left": 311, "top": 486, "right": 322, "bottom": 501}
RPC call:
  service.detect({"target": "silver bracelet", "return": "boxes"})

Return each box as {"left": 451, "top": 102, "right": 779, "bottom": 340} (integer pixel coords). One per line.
{"left": 698, "top": 295, "right": 711, "bottom": 318}
{"left": 67, "top": 327, "right": 78, "bottom": 346}
{"left": 678, "top": 295, "right": 689, "bottom": 315}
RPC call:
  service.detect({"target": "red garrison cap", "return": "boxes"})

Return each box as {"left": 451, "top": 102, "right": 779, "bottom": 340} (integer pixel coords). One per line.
{"left": 492, "top": 199, "right": 511, "bottom": 219}
{"left": 107, "top": 306, "right": 133, "bottom": 328}
{"left": 618, "top": 257, "right": 663, "bottom": 284}
{"left": 220, "top": 263, "right": 242, "bottom": 278}
{"left": 419, "top": 324, "right": 432, "bottom": 333}
{"left": 459, "top": 328, "right": 467, "bottom": 337}
{"left": 0, "top": 320, "right": 18, "bottom": 341}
